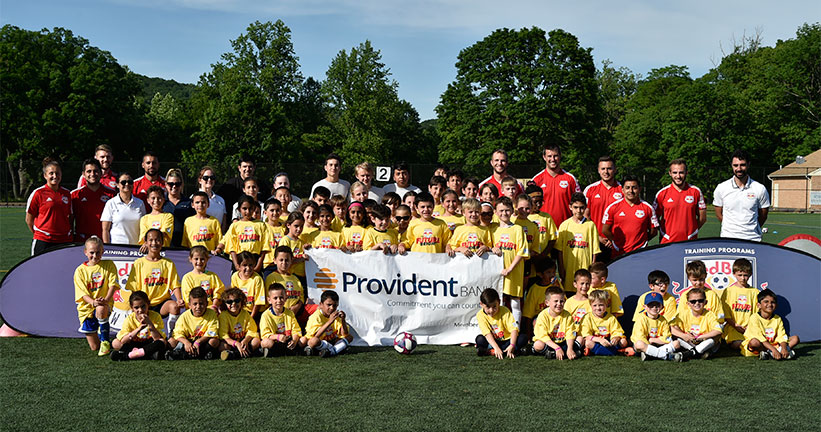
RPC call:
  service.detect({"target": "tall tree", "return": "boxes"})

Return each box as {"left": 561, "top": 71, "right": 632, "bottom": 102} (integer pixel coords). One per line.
{"left": 436, "top": 27, "right": 603, "bottom": 176}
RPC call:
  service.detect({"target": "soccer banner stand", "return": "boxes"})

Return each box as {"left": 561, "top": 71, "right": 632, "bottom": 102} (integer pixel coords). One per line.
{"left": 306, "top": 249, "right": 504, "bottom": 346}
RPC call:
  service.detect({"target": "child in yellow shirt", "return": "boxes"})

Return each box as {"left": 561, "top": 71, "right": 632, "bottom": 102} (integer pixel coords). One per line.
{"left": 230, "top": 251, "right": 267, "bottom": 318}
{"left": 400, "top": 192, "right": 451, "bottom": 254}
{"left": 74, "top": 236, "right": 118, "bottom": 356}
{"left": 438, "top": 189, "right": 464, "bottom": 234}
{"left": 221, "top": 195, "right": 270, "bottom": 273}
{"left": 742, "top": 289, "right": 799, "bottom": 360}
{"left": 139, "top": 185, "right": 174, "bottom": 249}
{"left": 588, "top": 262, "right": 623, "bottom": 316}
{"left": 363, "top": 204, "right": 400, "bottom": 254}
{"left": 554, "top": 193, "right": 600, "bottom": 293}
{"left": 261, "top": 197, "right": 286, "bottom": 278}
{"left": 446, "top": 198, "right": 491, "bottom": 258}
{"left": 475, "top": 288, "right": 526, "bottom": 359}
{"left": 181, "top": 191, "right": 222, "bottom": 253}
{"left": 110, "top": 291, "right": 167, "bottom": 361}
{"left": 564, "top": 269, "right": 592, "bottom": 326}
{"left": 676, "top": 260, "right": 724, "bottom": 323}
{"left": 218, "top": 288, "right": 260, "bottom": 360}
{"left": 631, "top": 291, "right": 679, "bottom": 361}
{"left": 721, "top": 258, "right": 760, "bottom": 350}
{"left": 522, "top": 256, "right": 561, "bottom": 339}
{"left": 306, "top": 204, "right": 346, "bottom": 251}
{"left": 491, "top": 196, "right": 529, "bottom": 326}
{"left": 581, "top": 290, "right": 629, "bottom": 356}
{"left": 304, "top": 290, "right": 353, "bottom": 357}
{"left": 532, "top": 286, "right": 582, "bottom": 360}
{"left": 259, "top": 283, "right": 307, "bottom": 357}
{"left": 166, "top": 287, "right": 220, "bottom": 360}
{"left": 342, "top": 201, "right": 370, "bottom": 252}
{"left": 633, "top": 270, "right": 678, "bottom": 321}
{"left": 180, "top": 246, "right": 225, "bottom": 311}
{"left": 265, "top": 245, "right": 311, "bottom": 325}
{"left": 670, "top": 287, "right": 723, "bottom": 361}
{"left": 125, "top": 229, "right": 183, "bottom": 335}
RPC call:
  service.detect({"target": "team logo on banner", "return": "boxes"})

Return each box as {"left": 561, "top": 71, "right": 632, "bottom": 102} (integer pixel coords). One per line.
{"left": 684, "top": 256, "right": 756, "bottom": 291}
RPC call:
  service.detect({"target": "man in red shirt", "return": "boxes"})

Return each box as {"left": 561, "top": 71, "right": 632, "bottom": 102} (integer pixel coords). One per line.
{"left": 531, "top": 144, "right": 580, "bottom": 226}
{"left": 478, "top": 149, "right": 523, "bottom": 197}
{"left": 583, "top": 156, "right": 623, "bottom": 261}
{"left": 72, "top": 158, "right": 115, "bottom": 241}
{"left": 653, "top": 159, "right": 707, "bottom": 243}
{"left": 77, "top": 144, "right": 117, "bottom": 190}
{"left": 133, "top": 151, "right": 165, "bottom": 202}
{"left": 602, "top": 175, "right": 658, "bottom": 256}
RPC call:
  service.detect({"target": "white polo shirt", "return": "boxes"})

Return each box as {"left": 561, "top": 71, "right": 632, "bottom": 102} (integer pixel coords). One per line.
{"left": 311, "top": 178, "right": 350, "bottom": 199}
{"left": 382, "top": 183, "right": 421, "bottom": 199}
{"left": 100, "top": 194, "right": 146, "bottom": 245}
{"left": 713, "top": 176, "right": 770, "bottom": 241}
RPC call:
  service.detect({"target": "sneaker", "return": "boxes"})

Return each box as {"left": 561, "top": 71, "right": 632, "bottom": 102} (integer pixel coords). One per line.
{"left": 166, "top": 349, "right": 185, "bottom": 361}
{"left": 487, "top": 348, "right": 496, "bottom": 357}
{"left": 203, "top": 351, "right": 215, "bottom": 360}
{"left": 622, "top": 347, "right": 636, "bottom": 357}
{"left": 517, "top": 347, "right": 529, "bottom": 357}
{"left": 303, "top": 346, "right": 314, "bottom": 357}
{"left": 787, "top": 350, "right": 797, "bottom": 360}
{"left": 98, "top": 341, "right": 111, "bottom": 356}
{"left": 220, "top": 351, "right": 232, "bottom": 361}
{"left": 700, "top": 350, "right": 712, "bottom": 360}
{"left": 261, "top": 348, "right": 270, "bottom": 358}
{"left": 110, "top": 350, "right": 127, "bottom": 361}
{"left": 640, "top": 352, "right": 649, "bottom": 362}
{"left": 681, "top": 348, "right": 697, "bottom": 361}
{"left": 759, "top": 350, "right": 772, "bottom": 360}
{"left": 152, "top": 350, "right": 164, "bottom": 360}
{"left": 673, "top": 352, "right": 685, "bottom": 362}
{"left": 318, "top": 348, "right": 331, "bottom": 358}
{"left": 544, "top": 349, "right": 556, "bottom": 360}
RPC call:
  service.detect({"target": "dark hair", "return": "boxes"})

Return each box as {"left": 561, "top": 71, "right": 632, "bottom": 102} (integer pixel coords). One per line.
{"left": 144, "top": 228, "right": 163, "bottom": 242}
{"left": 267, "top": 282, "right": 286, "bottom": 295}
{"left": 41, "top": 156, "right": 61, "bottom": 172}
{"left": 670, "top": 158, "right": 687, "bottom": 169}
{"left": 733, "top": 258, "right": 753, "bottom": 275}
{"left": 325, "top": 153, "right": 341, "bottom": 165}
{"left": 495, "top": 196, "right": 513, "bottom": 209}
{"left": 757, "top": 288, "right": 776, "bottom": 303}
{"left": 462, "top": 177, "right": 480, "bottom": 188}
{"left": 299, "top": 200, "right": 319, "bottom": 215}
{"left": 285, "top": 211, "right": 305, "bottom": 227}
{"left": 189, "top": 245, "right": 209, "bottom": 258}
{"left": 686, "top": 287, "right": 706, "bottom": 300}
{"left": 515, "top": 193, "right": 531, "bottom": 205}
{"left": 143, "top": 150, "right": 158, "bottom": 159}
{"left": 446, "top": 168, "right": 464, "bottom": 181}
{"left": 533, "top": 256, "right": 556, "bottom": 273}
{"left": 189, "top": 287, "right": 207, "bottom": 302}
{"left": 589, "top": 262, "right": 608, "bottom": 277}
{"left": 393, "top": 161, "right": 410, "bottom": 171}
{"left": 402, "top": 191, "right": 417, "bottom": 201}
{"left": 274, "top": 245, "right": 294, "bottom": 258}
{"left": 428, "top": 175, "right": 447, "bottom": 188}
{"left": 318, "top": 204, "right": 334, "bottom": 215}
{"left": 441, "top": 189, "right": 460, "bottom": 201}
{"left": 362, "top": 199, "right": 379, "bottom": 211}
{"left": 191, "top": 191, "right": 209, "bottom": 202}
{"left": 146, "top": 185, "right": 165, "bottom": 199}
{"left": 545, "top": 286, "right": 564, "bottom": 298}
{"left": 222, "top": 287, "right": 246, "bottom": 304}
{"left": 491, "top": 149, "right": 508, "bottom": 159}
{"left": 731, "top": 149, "right": 750, "bottom": 164}
{"left": 371, "top": 204, "right": 392, "bottom": 221}
{"left": 395, "top": 204, "right": 411, "bottom": 214}
{"left": 597, "top": 155, "right": 615, "bottom": 164}
{"left": 480, "top": 288, "right": 500, "bottom": 305}
{"left": 129, "top": 290, "right": 150, "bottom": 306}
{"left": 381, "top": 192, "right": 401, "bottom": 206}
{"left": 242, "top": 177, "right": 258, "bottom": 188}
{"left": 415, "top": 192, "right": 435, "bottom": 206}
{"left": 312, "top": 186, "right": 331, "bottom": 200}
{"left": 570, "top": 192, "right": 586, "bottom": 206}
{"left": 542, "top": 143, "right": 561, "bottom": 155}
{"left": 479, "top": 183, "right": 498, "bottom": 198}
{"left": 273, "top": 186, "right": 290, "bottom": 196}
{"left": 525, "top": 184, "right": 543, "bottom": 195}
{"left": 321, "top": 290, "right": 339, "bottom": 303}
{"left": 238, "top": 154, "right": 256, "bottom": 166}
{"left": 82, "top": 158, "right": 102, "bottom": 171}
{"left": 237, "top": 251, "right": 256, "bottom": 265}
{"left": 236, "top": 194, "right": 256, "bottom": 209}
{"left": 264, "top": 197, "right": 282, "bottom": 210}
{"left": 648, "top": 270, "right": 670, "bottom": 285}
{"left": 574, "top": 268, "right": 592, "bottom": 281}
{"left": 345, "top": 202, "right": 372, "bottom": 227}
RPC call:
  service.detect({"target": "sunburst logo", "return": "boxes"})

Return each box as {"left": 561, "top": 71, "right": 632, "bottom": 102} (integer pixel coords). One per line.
{"left": 313, "top": 268, "right": 338, "bottom": 290}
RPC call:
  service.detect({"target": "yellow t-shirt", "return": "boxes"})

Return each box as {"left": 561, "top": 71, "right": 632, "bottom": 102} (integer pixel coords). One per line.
{"left": 342, "top": 225, "right": 368, "bottom": 250}
{"left": 491, "top": 223, "right": 529, "bottom": 297}
{"left": 230, "top": 272, "right": 266, "bottom": 314}
{"left": 218, "top": 309, "right": 259, "bottom": 340}
{"left": 224, "top": 220, "right": 271, "bottom": 255}
{"left": 181, "top": 215, "right": 222, "bottom": 250}
{"left": 305, "top": 309, "right": 348, "bottom": 341}
{"left": 124, "top": 257, "right": 180, "bottom": 306}
{"left": 115, "top": 310, "right": 165, "bottom": 342}
{"left": 528, "top": 212, "right": 558, "bottom": 253}
{"left": 522, "top": 281, "right": 562, "bottom": 319}
{"left": 592, "top": 281, "right": 624, "bottom": 316}
{"left": 363, "top": 227, "right": 400, "bottom": 250}
{"left": 172, "top": 308, "right": 219, "bottom": 340}
{"left": 513, "top": 217, "right": 540, "bottom": 255}
{"left": 564, "top": 296, "right": 591, "bottom": 325}
{"left": 181, "top": 270, "right": 225, "bottom": 308}
{"left": 278, "top": 235, "right": 306, "bottom": 276}
{"left": 532, "top": 309, "right": 577, "bottom": 344}
{"left": 676, "top": 287, "right": 725, "bottom": 323}
{"left": 74, "top": 260, "right": 119, "bottom": 322}
{"left": 720, "top": 283, "right": 759, "bottom": 328}
{"left": 670, "top": 310, "right": 722, "bottom": 339}
{"left": 741, "top": 313, "right": 790, "bottom": 356}
{"left": 630, "top": 312, "right": 672, "bottom": 345}
{"left": 580, "top": 312, "right": 624, "bottom": 338}
{"left": 300, "top": 225, "right": 318, "bottom": 244}
{"left": 405, "top": 219, "right": 452, "bottom": 253}
{"left": 438, "top": 214, "right": 465, "bottom": 234}
{"left": 139, "top": 213, "right": 174, "bottom": 246}
{"left": 306, "top": 230, "right": 346, "bottom": 250}
{"left": 476, "top": 305, "right": 518, "bottom": 341}
{"left": 432, "top": 204, "right": 445, "bottom": 218}
{"left": 448, "top": 225, "right": 492, "bottom": 252}
{"left": 261, "top": 223, "right": 286, "bottom": 268}
{"left": 259, "top": 307, "right": 303, "bottom": 339}
{"left": 264, "top": 272, "right": 304, "bottom": 309}
{"left": 633, "top": 291, "right": 678, "bottom": 322}
{"left": 331, "top": 217, "right": 345, "bottom": 233}
{"left": 555, "top": 218, "right": 600, "bottom": 292}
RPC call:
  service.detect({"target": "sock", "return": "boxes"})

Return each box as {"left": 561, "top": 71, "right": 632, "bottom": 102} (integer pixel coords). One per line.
{"left": 695, "top": 339, "right": 715, "bottom": 354}
{"left": 678, "top": 340, "right": 694, "bottom": 351}
{"left": 97, "top": 318, "right": 110, "bottom": 342}
{"left": 645, "top": 345, "right": 661, "bottom": 358}
{"left": 167, "top": 314, "right": 180, "bottom": 335}
{"left": 660, "top": 343, "right": 676, "bottom": 357}
{"left": 128, "top": 348, "right": 146, "bottom": 359}
{"left": 590, "top": 343, "right": 617, "bottom": 356}
{"left": 332, "top": 339, "right": 349, "bottom": 356}
{"left": 175, "top": 341, "right": 185, "bottom": 351}
{"left": 509, "top": 297, "right": 522, "bottom": 326}
{"left": 319, "top": 340, "right": 333, "bottom": 351}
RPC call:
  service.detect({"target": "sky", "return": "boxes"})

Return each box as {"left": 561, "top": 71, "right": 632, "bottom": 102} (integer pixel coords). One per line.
{"left": 1, "top": 1, "right": 817, "bottom": 120}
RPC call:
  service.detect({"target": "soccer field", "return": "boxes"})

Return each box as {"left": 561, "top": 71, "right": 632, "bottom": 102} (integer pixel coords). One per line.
{"left": 1, "top": 207, "right": 820, "bottom": 430}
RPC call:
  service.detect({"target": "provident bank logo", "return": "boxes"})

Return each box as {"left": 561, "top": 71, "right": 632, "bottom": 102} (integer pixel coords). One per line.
{"left": 312, "top": 267, "right": 486, "bottom": 298}
{"left": 313, "top": 268, "right": 338, "bottom": 290}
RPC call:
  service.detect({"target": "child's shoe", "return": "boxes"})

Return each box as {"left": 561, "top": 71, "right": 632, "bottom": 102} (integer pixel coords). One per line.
{"left": 318, "top": 347, "right": 332, "bottom": 358}
{"left": 759, "top": 350, "right": 772, "bottom": 360}
{"left": 303, "top": 346, "right": 315, "bottom": 357}
{"left": 544, "top": 349, "right": 556, "bottom": 359}
{"left": 221, "top": 350, "right": 235, "bottom": 361}
{"left": 203, "top": 350, "right": 215, "bottom": 360}
{"left": 673, "top": 352, "right": 685, "bottom": 362}
{"left": 165, "top": 349, "right": 185, "bottom": 360}
{"left": 110, "top": 350, "right": 127, "bottom": 361}
{"left": 98, "top": 341, "right": 111, "bottom": 356}
{"left": 787, "top": 350, "right": 797, "bottom": 360}
{"left": 640, "top": 352, "right": 649, "bottom": 362}
{"left": 621, "top": 347, "right": 636, "bottom": 357}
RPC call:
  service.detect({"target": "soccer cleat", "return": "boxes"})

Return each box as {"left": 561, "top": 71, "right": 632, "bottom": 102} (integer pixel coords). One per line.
{"left": 640, "top": 352, "right": 649, "bottom": 362}
{"left": 152, "top": 350, "right": 164, "bottom": 360}
{"left": 759, "top": 350, "right": 772, "bottom": 360}
{"left": 700, "top": 350, "right": 712, "bottom": 360}
{"left": 673, "top": 352, "right": 685, "bottom": 362}
{"left": 787, "top": 350, "right": 796, "bottom": 360}
{"left": 98, "top": 341, "right": 111, "bottom": 357}
{"left": 622, "top": 347, "right": 636, "bottom": 357}
{"left": 261, "top": 348, "right": 270, "bottom": 358}
{"left": 303, "top": 346, "right": 314, "bottom": 357}
{"left": 220, "top": 351, "right": 232, "bottom": 361}
{"left": 318, "top": 348, "right": 331, "bottom": 358}
{"left": 110, "top": 350, "right": 127, "bottom": 361}
{"left": 681, "top": 348, "right": 697, "bottom": 361}
{"left": 487, "top": 348, "right": 496, "bottom": 357}
{"left": 166, "top": 349, "right": 185, "bottom": 361}
{"left": 203, "top": 350, "right": 215, "bottom": 360}
{"left": 544, "top": 349, "right": 556, "bottom": 360}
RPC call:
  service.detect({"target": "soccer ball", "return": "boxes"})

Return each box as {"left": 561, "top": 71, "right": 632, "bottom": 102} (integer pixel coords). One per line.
{"left": 393, "top": 332, "right": 417, "bottom": 354}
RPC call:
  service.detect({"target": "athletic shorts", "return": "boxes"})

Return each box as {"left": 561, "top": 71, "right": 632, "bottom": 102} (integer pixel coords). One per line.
{"left": 78, "top": 316, "right": 98, "bottom": 333}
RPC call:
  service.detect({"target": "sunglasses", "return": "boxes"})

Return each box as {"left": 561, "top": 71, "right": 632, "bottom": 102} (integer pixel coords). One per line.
{"left": 119, "top": 180, "right": 134, "bottom": 186}
{"left": 688, "top": 298, "right": 707, "bottom": 305}
{"left": 394, "top": 216, "right": 411, "bottom": 221}
{"left": 201, "top": 175, "right": 215, "bottom": 182}
{"left": 223, "top": 299, "right": 242, "bottom": 305}
{"left": 166, "top": 182, "right": 181, "bottom": 188}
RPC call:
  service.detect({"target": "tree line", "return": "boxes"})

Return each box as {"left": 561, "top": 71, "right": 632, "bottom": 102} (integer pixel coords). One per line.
{"left": 1, "top": 21, "right": 818, "bottom": 200}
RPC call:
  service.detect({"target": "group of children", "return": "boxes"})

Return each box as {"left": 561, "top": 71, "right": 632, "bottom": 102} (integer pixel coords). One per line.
{"left": 74, "top": 170, "right": 800, "bottom": 362}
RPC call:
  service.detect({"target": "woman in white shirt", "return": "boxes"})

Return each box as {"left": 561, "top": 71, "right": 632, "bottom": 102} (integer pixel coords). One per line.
{"left": 196, "top": 166, "right": 227, "bottom": 232}
{"left": 100, "top": 172, "right": 145, "bottom": 244}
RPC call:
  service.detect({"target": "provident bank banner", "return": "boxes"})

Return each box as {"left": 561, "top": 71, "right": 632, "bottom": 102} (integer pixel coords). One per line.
{"left": 305, "top": 249, "right": 504, "bottom": 346}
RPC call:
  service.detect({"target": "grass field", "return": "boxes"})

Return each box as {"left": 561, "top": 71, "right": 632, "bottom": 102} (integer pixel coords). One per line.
{"left": 1, "top": 207, "right": 820, "bottom": 430}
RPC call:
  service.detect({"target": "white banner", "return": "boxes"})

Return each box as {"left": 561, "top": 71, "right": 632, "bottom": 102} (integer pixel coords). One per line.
{"left": 305, "top": 249, "right": 503, "bottom": 346}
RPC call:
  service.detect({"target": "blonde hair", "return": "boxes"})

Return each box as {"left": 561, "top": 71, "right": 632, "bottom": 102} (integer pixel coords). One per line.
{"left": 355, "top": 162, "right": 374, "bottom": 176}
{"left": 84, "top": 236, "right": 103, "bottom": 250}
{"left": 166, "top": 168, "right": 183, "bottom": 182}
{"left": 461, "top": 198, "right": 481, "bottom": 212}
{"left": 589, "top": 289, "right": 610, "bottom": 304}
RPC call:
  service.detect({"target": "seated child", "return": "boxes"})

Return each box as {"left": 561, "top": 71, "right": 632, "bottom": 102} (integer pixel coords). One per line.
{"left": 522, "top": 256, "right": 561, "bottom": 338}
{"left": 721, "top": 258, "right": 760, "bottom": 350}
{"left": 265, "top": 245, "right": 312, "bottom": 325}
{"left": 260, "top": 283, "right": 307, "bottom": 357}
{"left": 181, "top": 246, "right": 225, "bottom": 311}
{"left": 741, "top": 289, "right": 799, "bottom": 360}
{"left": 588, "top": 262, "right": 623, "bottom": 317}
{"left": 475, "top": 288, "right": 527, "bottom": 359}
{"left": 670, "top": 287, "right": 722, "bottom": 361}
{"left": 564, "top": 269, "right": 592, "bottom": 326}
{"left": 581, "top": 290, "right": 629, "bottom": 356}
{"left": 631, "top": 292, "right": 680, "bottom": 361}
{"left": 218, "top": 288, "right": 261, "bottom": 360}
{"left": 110, "top": 291, "right": 167, "bottom": 361}
{"left": 74, "top": 236, "right": 118, "bottom": 355}
{"left": 676, "top": 260, "right": 724, "bottom": 323}
{"left": 166, "top": 287, "right": 220, "bottom": 360}
{"left": 304, "top": 290, "right": 353, "bottom": 357}
{"left": 532, "top": 286, "right": 583, "bottom": 360}
{"left": 633, "top": 270, "right": 678, "bottom": 321}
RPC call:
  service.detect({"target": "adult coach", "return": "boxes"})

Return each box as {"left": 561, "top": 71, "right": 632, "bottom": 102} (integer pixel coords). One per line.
{"left": 653, "top": 159, "right": 707, "bottom": 243}
{"left": 382, "top": 161, "right": 421, "bottom": 198}
{"left": 583, "top": 156, "right": 623, "bottom": 260}
{"left": 101, "top": 172, "right": 145, "bottom": 245}
{"left": 133, "top": 151, "right": 165, "bottom": 202}
{"left": 479, "top": 149, "right": 523, "bottom": 198}
{"left": 72, "top": 158, "right": 115, "bottom": 241}
{"left": 26, "top": 158, "right": 73, "bottom": 255}
{"left": 531, "top": 144, "right": 580, "bottom": 226}
{"left": 217, "top": 154, "right": 270, "bottom": 213}
{"left": 77, "top": 144, "right": 117, "bottom": 190}
{"left": 602, "top": 175, "right": 658, "bottom": 256}
{"left": 311, "top": 153, "right": 350, "bottom": 198}
{"left": 713, "top": 150, "right": 770, "bottom": 242}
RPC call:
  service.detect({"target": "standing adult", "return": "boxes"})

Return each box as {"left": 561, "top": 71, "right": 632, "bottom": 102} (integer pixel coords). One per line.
{"left": 478, "top": 149, "right": 523, "bottom": 198}
{"left": 101, "top": 172, "right": 145, "bottom": 245}
{"left": 71, "top": 158, "right": 115, "bottom": 242}
{"left": 713, "top": 150, "right": 770, "bottom": 242}
{"left": 602, "top": 175, "right": 658, "bottom": 256}
{"left": 273, "top": 172, "right": 302, "bottom": 213}
{"left": 25, "top": 158, "right": 73, "bottom": 255}
{"left": 583, "top": 156, "right": 623, "bottom": 261}
{"left": 311, "top": 153, "right": 350, "bottom": 198}
{"left": 133, "top": 151, "right": 165, "bottom": 202}
{"left": 77, "top": 144, "right": 118, "bottom": 190}
{"left": 654, "top": 159, "right": 707, "bottom": 243}
{"left": 353, "top": 162, "right": 384, "bottom": 201}
{"left": 162, "top": 169, "right": 194, "bottom": 247}
{"left": 217, "top": 154, "right": 269, "bottom": 213}
{"left": 382, "top": 161, "right": 421, "bottom": 198}
{"left": 196, "top": 166, "right": 227, "bottom": 230}
{"left": 531, "top": 144, "right": 580, "bottom": 226}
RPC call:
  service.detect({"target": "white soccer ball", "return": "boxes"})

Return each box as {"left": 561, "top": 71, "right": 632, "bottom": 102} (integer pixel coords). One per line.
{"left": 393, "top": 332, "right": 417, "bottom": 354}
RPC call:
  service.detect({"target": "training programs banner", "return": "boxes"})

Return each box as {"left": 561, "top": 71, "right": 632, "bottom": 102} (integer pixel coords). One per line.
{"left": 305, "top": 249, "right": 504, "bottom": 346}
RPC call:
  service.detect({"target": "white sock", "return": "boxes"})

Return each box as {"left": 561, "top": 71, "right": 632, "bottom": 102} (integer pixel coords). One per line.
{"left": 167, "top": 314, "right": 180, "bottom": 335}
{"left": 319, "top": 340, "right": 333, "bottom": 351}
{"left": 678, "top": 340, "right": 694, "bottom": 351}
{"left": 660, "top": 343, "right": 676, "bottom": 356}
{"left": 510, "top": 297, "right": 522, "bottom": 325}
{"left": 695, "top": 339, "right": 715, "bottom": 354}
{"left": 333, "top": 339, "right": 349, "bottom": 355}
{"left": 645, "top": 345, "right": 662, "bottom": 358}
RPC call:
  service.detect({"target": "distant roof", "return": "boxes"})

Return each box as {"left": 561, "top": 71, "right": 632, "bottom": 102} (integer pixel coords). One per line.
{"left": 768, "top": 149, "right": 821, "bottom": 178}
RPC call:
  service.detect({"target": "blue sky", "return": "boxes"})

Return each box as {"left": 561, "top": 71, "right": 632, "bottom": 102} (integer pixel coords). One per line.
{"left": 2, "top": 0, "right": 816, "bottom": 120}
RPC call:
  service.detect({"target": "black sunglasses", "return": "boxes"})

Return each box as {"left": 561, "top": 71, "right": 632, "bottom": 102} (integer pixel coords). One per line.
{"left": 223, "top": 299, "right": 242, "bottom": 305}
{"left": 688, "top": 299, "right": 707, "bottom": 305}
{"left": 166, "top": 182, "right": 181, "bottom": 187}
{"left": 201, "top": 175, "right": 216, "bottom": 182}
{"left": 119, "top": 180, "right": 134, "bottom": 185}
{"left": 394, "top": 216, "right": 411, "bottom": 221}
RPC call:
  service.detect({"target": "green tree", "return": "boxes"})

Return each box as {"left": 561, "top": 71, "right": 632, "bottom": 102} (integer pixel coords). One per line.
{"left": 597, "top": 60, "right": 640, "bottom": 145}
{"left": 436, "top": 27, "right": 603, "bottom": 176}
{"left": 0, "top": 25, "right": 143, "bottom": 199}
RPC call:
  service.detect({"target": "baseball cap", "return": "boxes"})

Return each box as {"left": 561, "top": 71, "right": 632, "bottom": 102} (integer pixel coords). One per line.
{"left": 645, "top": 292, "right": 664, "bottom": 306}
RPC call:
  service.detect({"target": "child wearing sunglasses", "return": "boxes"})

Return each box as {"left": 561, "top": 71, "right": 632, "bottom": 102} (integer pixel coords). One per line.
{"left": 218, "top": 288, "right": 261, "bottom": 360}
{"left": 670, "top": 287, "right": 722, "bottom": 361}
